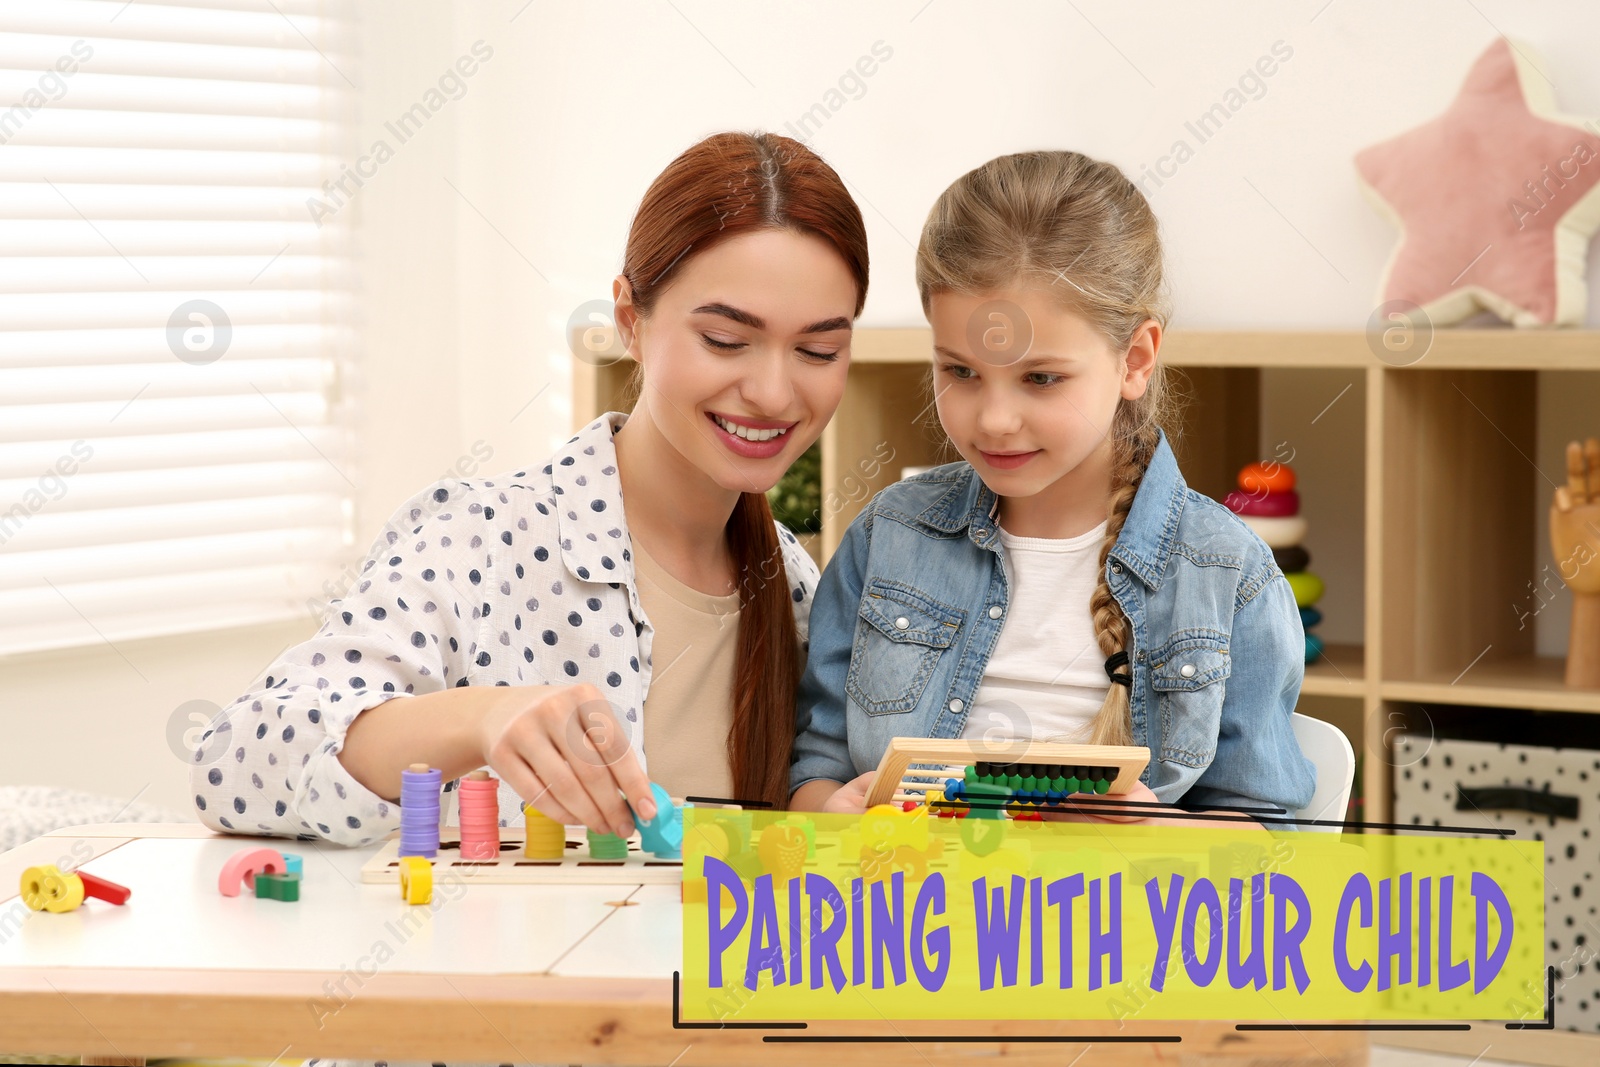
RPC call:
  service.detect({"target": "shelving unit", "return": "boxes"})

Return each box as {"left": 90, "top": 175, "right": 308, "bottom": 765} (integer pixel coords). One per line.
{"left": 573, "top": 329, "right": 1600, "bottom": 791}
{"left": 575, "top": 327, "right": 1600, "bottom": 1058}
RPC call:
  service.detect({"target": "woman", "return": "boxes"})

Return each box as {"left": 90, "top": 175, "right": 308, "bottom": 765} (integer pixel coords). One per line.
{"left": 190, "top": 131, "right": 869, "bottom": 846}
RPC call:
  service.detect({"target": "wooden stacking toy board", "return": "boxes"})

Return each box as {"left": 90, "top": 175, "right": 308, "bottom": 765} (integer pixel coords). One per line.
{"left": 864, "top": 737, "right": 1152, "bottom": 809}
{"left": 360, "top": 824, "right": 687, "bottom": 886}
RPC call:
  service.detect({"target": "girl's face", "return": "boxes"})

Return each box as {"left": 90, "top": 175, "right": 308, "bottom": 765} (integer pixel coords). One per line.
{"left": 927, "top": 287, "right": 1158, "bottom": 500}
{"left": 617, "top": 228, "right": 856, "bottom": 495}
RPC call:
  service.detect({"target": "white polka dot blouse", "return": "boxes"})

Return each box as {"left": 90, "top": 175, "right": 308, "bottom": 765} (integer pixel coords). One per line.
{"left": 189, "top": 412, "right": 819, "bottom": 846}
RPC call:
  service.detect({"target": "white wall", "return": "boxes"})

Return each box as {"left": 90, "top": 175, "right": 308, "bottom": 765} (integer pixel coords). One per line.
{"left": 6, "top": 0, "right": 1598, "bottom": 813}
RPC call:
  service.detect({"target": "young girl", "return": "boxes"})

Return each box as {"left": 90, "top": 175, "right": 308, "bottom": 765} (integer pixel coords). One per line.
{"left": 191, "top": 131, "right": 868, "bottom": 851}
{"left": 790, "top": 151, "right": 1315, "bottom": 825}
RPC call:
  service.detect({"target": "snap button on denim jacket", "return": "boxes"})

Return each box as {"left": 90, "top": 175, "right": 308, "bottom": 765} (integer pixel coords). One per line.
{"left": 791, "top": 429, "right": 1317, "bottom": 818}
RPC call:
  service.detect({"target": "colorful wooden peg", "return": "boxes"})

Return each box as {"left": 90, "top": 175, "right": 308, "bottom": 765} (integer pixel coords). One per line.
{"left": 254, "top": 871, "right": 300, "bottom": 902}
{"left": 398, "top": 855, "right": 432, "bottom": 905}
{"left": 76, "top": 871, "right": 131, "bottom": 905}
{"left": 632, "top": 782, "right": 682, "bottom": 860}
{"left": 218, "top": 846, "right": 287, "bottom": 897}
{"left": 20, "top": 865, "right": 85, "bottom": 913}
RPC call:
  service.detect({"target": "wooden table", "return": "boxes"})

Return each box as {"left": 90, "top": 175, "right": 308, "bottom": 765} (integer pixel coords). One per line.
{"left": 0, "top": 822, "right": 1369, "bottom": 1066}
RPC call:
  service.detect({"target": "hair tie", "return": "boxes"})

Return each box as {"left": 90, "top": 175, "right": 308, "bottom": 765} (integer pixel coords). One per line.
{"left": 1104, "top": 650, "right": 1133, "bottom": 688}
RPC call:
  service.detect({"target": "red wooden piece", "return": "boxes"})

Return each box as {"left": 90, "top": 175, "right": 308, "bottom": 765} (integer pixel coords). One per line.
{"left": 77, "top": 871, "right": 131, "bottom": 905}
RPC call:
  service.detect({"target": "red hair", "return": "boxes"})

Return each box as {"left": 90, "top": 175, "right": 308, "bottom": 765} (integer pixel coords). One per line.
{"left": 622, "top": 131, "right": 868, "bottom": 807}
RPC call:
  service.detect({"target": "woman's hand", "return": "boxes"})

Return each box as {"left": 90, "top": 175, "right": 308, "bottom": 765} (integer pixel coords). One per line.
{"left": 821, "top": 771, "right": 876, "bottom": 815}
{"left": 475, "top": 683, "right": 655, "bottom": 838}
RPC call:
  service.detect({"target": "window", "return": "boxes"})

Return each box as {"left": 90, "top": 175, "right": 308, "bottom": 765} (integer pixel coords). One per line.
{"left": 0, "top": 0, "right": 358, "bottom": 655}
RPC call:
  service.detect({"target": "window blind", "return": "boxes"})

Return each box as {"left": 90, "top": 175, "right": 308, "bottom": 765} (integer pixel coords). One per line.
{"left": 0, "top": 0, "right": 359, "bottom": 656}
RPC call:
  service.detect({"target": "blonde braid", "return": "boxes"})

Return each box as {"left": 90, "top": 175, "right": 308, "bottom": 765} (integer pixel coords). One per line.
{"left": 913, "top": 150, "right": 1182, "bottom": 748}
{"left": 1086, "top": 423, "right": 1159, "bottom": 747}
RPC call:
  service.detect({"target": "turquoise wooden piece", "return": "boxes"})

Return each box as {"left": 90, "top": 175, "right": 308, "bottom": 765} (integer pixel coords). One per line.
{"left": 632, "top": 782, "right": 682, "bottom": 860}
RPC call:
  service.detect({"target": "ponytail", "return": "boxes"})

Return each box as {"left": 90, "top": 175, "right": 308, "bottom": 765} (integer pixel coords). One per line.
{"left": 725, "top": 492, "right": 800, "bottom": 808}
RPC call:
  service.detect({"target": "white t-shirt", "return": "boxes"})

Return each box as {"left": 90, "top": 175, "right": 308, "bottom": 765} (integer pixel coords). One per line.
{"left": 959, "top": 519, "right": 1112, "bottom": 746}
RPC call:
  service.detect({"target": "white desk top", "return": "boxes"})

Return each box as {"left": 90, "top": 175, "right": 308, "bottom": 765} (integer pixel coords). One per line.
{"left": 0, "top": 823, "right": 672, "bottom": 977}
{"left": 0, "top": 824, "right": 1380, "bottom": 1066}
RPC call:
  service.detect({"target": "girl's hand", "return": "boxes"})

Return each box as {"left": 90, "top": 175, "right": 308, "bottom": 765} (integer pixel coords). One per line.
{"left": 822, "top": 771, "right": 875, "bottom": 815}
{"left": 1041, "top": 779, "right": 1161, "bottom": 824}
{"left": 475, "top": 683, "right": 655, "bottom": 838}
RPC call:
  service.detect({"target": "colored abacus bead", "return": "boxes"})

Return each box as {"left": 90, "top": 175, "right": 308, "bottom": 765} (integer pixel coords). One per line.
{"left": 254, "top": 872, "right": 300, "bottom": 902}
{"left": 218, "top": 847, "right": 287, "bottom": 897}
{"left": 964, "top": 780, "right": 1008, "bottom": 819}
{"left": 1300, "top": 606, "right": 1323, "bottom": 628}
{"left": 1305, "top": 632, "right": 1325, "bottom": 664}
{"left": 398, "top": 855, "right": 432, "bottom": 905}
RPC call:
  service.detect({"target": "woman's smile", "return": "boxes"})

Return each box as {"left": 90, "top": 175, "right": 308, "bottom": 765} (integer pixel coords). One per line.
{"left": 706, "top": 410, "right": 797, "bottom": 459}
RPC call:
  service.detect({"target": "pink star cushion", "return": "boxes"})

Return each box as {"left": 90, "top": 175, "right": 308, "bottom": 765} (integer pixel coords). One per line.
{"left": 1355, "top": 37, "right": 1600, "bottom": 326}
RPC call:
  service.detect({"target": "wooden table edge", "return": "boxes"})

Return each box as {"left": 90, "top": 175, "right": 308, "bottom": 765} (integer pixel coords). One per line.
{"left": 0, "top": 964, "right": 1375, "bottom": 1065}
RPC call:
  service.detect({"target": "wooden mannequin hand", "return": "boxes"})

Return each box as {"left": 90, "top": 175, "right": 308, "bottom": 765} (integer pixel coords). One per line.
{"left": 1551, "top": 437, "right": 1600, "bottom": 596}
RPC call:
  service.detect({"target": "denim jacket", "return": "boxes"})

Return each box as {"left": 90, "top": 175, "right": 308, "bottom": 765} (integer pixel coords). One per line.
{"left": 790, "top": 429, "right": 1317, "bottom": 818}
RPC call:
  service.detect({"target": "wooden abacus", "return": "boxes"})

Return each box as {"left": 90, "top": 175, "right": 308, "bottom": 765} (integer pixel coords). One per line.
{"left": 864, "top": 738, "right": 1151, "bottom": 809}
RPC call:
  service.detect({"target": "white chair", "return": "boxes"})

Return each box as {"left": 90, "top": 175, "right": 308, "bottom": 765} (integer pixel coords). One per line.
{"left": 1288, "top": 712, "right": 1356, "bottom": 832}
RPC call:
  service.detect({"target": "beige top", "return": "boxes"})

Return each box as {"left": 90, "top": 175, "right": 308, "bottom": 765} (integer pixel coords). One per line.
{"left": 632, "top": 537, "right": 741, "bottom": 800}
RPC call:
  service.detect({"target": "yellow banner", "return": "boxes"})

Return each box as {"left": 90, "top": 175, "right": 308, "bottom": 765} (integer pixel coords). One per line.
{"left": 679, "top": 807, "right": 1545, "bottom": 1022}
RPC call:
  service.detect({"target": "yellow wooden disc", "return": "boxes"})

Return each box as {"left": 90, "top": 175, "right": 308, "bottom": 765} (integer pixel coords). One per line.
{"left": 398, "top": 855, "right": 433, "bottom": 905}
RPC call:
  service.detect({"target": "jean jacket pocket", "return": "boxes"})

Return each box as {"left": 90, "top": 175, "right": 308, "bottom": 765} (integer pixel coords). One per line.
{"left": 845, "top": 579, "right": 963, "bottom": 716}
{"left": 1151, "top": 630, "right": 1231, "bottom": 769}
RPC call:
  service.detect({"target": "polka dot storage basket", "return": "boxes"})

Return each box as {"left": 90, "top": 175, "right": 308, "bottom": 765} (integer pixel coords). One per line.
{"left": 1393, "top": 731, "right": 1598, "bottom": 1032}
